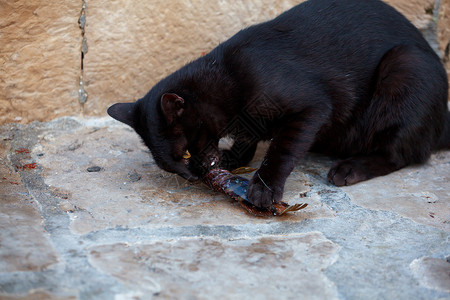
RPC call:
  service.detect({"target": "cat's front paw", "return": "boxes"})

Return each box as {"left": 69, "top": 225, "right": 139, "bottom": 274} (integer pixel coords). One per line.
{"left": 247, "top": 173, "right": 283, "bottom": 209}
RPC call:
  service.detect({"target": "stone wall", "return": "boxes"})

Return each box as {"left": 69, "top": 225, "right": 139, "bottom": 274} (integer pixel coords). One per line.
{"left": 0, "top": 2, "right": 80, "bottom": 124}
{"left": 1, "top": 0, "right": 449, "bottom": 124}
{"left": 438, "top": 0, "right": 450, "bottom": 87}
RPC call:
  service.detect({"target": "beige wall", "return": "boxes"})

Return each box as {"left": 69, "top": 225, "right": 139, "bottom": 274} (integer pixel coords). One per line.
{"left": 0, "top": 1, "right": 80, "bottom": 124}
{"left": 1, "top": 0, "right": 449, "bottom": 124}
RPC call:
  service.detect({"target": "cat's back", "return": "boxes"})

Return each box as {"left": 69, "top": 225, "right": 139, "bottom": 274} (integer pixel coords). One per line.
{"left": 214, "top": 0, "right": 439, "bottom": 93}
{"left": 222, "top": 0, "right": 432, "bottom": 62}
{"left": 264, "top": 0, "right": 422, "bottom": 40}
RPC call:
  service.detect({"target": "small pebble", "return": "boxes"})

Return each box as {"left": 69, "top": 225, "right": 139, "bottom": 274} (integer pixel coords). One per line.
{"left": 68, "top": 140, "right": 82, "bottom": 151}
{"left": 128, "top": 170, "right": 142, "bottom": 182}
{"left": 87, "top": 166, "right": 102, "bottom": 172}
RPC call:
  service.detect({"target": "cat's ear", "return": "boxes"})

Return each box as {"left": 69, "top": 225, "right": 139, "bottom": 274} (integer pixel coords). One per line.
{"left": 107, "top": 102, "right": 137, "bottom": 128}
{"left": 161, "top": 93, "right": 184, "bottom": 125}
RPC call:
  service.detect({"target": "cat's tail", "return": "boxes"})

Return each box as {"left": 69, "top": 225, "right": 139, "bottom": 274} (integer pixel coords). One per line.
{"left": 437, "top": 110, "right": 450, "bottom": 149}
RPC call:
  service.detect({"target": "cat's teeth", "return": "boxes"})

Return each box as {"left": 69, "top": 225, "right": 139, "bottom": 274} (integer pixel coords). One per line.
{"left": 211, "top": 161, "right": 216, "bottom": 166}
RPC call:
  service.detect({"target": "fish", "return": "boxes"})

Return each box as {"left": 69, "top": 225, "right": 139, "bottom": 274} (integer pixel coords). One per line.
{"left": 203, "top": 168, "right": 308, "bottom": 217}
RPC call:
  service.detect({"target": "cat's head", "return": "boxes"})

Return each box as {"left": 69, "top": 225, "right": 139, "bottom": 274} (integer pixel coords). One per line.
{"left": 107, "top": 92, "right": 222, "bottom": 181}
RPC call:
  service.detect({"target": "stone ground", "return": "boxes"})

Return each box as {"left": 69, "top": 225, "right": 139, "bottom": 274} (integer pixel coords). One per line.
{"left": 0, "top": 117, "right": 449, "bottom": 300}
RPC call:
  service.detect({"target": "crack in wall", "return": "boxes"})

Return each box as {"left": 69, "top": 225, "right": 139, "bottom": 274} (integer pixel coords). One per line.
{"left": 78, "top": 0, "right": 88, "bottom": 105}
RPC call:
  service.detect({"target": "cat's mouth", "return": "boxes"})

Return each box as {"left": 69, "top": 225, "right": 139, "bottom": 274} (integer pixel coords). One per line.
{"left": 154, "top": 151, "right": 200, "bottom": 182}
{"left": 183, "top": 149, "right": 221, "bottom": 179}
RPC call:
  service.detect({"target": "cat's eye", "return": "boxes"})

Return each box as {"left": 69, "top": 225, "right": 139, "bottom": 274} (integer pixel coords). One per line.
{"left": 183, "top": 150, "right": 191, "bottom": 159}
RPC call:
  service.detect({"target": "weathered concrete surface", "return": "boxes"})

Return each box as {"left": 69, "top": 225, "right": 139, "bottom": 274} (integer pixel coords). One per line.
{"left": 410, "top": 257, "right": 450, "bottom": 293}
{"left": 0, "top": 290, "right": 76, "bottom": 300}
{"left": 342, "top": 152, "right": 450, "bottom": 232}
{"left": 34, "top": 124, "right": 331, "bottom": 235}
{"left": 88, "top": 233, "right": 340, "bottom": 299}
{"left": 0, "top": 143, "right": 59, "bottom": 273}
{"left": 0, "top": 117, "right": 449, "bottom": 299}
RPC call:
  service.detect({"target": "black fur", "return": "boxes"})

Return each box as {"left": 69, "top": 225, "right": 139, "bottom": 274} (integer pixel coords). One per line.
{"left": 108, "top": 0, "right": 449, "bottom": 208}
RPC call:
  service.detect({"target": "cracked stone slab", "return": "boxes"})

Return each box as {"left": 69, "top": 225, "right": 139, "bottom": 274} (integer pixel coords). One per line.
{"left": 88, "top": 232, "right": 340, "bottom": 299}
{"left": 341, "top": 151, "right": 450, "bottom": 232}
{"left": 0, "top": 290, "right": 77, "bottom": 300}
{"left": 410, "top": 257, "right": 450, "bottom": 293}
{"left": 35, "top": 119, "right": 334, "bottom": 235}
{"left": 1, "top": 117, "right": 449, "bottom": 300}
{"left": 0, "top": 144, "right": 59, "bottom": 272}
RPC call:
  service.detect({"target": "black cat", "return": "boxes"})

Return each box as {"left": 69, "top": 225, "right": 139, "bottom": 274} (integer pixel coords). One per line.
{"left": 108, "top": 0, "right": 449, "bottom": 208}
